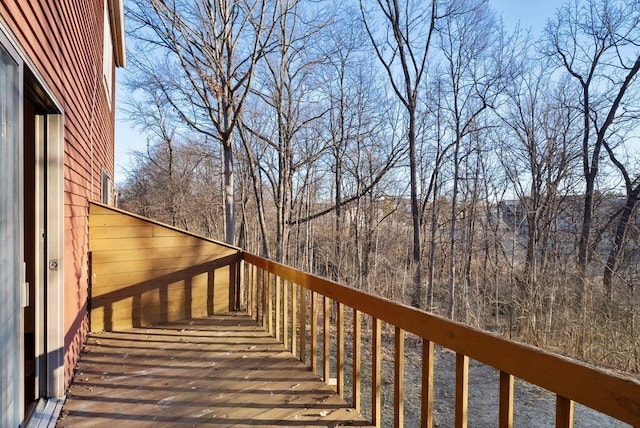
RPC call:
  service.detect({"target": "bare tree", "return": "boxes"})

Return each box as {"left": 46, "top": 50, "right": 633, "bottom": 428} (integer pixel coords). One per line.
{"left": 437, "top": 0, "right": 512, "bottom": 318}
{"left": 360, "top": 0, "right": 439, "bottom": 307}
{"left": 601, "top": 137, "right": 640, "bottom": 297}
{"left": 544, "top": 0, "right": 640, "bottom": 297}
{"left": 498, "top": 66, "right": 580, "bottom": 291}
{"left": 126, "top": 0, "right": 276, "bottom": 244}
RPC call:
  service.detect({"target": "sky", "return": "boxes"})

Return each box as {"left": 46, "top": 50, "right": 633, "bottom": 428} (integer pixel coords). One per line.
{"left": 112, "top": 0, "right": 564, "bottom": 185}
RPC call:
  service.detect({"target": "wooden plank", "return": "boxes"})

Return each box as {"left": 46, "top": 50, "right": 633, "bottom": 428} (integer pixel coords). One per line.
{"left": 311, "top": 292, "right": 318, "bottom": 373}
{"left": 89, "top": 236, "right": 234, "bottom": 252}
{"left": 421, "top": 340, "right": 434, "bottom": 428}
{"left": 337, "top": 301, "right": 344, "bottom": 396}
{"left": 90, "top": 246, "right": 234, "bottom": 264}
{"left": 91, "top": 254, "right": 231, "bottom": 276}
{"left": 91, "top": 280, "right": 209, "bottom": 309}
{"left": 499, "top": 371, "right": 514, "bottom": 428}
{"left": 61, "top": 314, "right": 373, "bottom": 427}
{"left": 91, "top": 272, "right": 211, "bottom": 298}
{"left": 455, "top": 353, "right": 469, "bottom": 428}
{"left": 242, "top": 253, "right": 640, "bottom": 427}
{"left": 556, "top": 395, "right": 574, "bottom": 428}
{"left": 323, "top": 296, "right": 330, "bottom": 383}
{"left": 89, "top": 205, "right": 238, "bottom": 251}
{"left": 372, "top": 317, "right": 382, "bottom": 427}
{"left": 353, "top": 309, "right": 362, "bottom": 411}
{"left": 90, "top": 225, "right": 154, "bottom": 239}
{"left": 395, "top": 327, "right": 405, "bottom": 428}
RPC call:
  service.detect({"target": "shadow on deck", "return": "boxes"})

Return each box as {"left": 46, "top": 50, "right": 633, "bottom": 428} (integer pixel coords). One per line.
{"left": 58, "top": 314, "right": 371, "bottom": 427}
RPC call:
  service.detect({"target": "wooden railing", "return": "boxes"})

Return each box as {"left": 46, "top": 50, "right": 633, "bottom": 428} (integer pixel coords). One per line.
{"left": 241, "top": 252, "right": 640, "bottom": 428}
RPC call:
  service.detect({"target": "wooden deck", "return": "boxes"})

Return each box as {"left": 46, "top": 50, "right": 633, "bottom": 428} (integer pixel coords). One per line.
{"left": 57, "top": 314, "right": 371, "bottom": 427}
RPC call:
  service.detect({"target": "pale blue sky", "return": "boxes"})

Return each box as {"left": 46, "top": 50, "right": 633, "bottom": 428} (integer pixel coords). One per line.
{"left": 113, "top": 0, "right": 564, "bottom": 185}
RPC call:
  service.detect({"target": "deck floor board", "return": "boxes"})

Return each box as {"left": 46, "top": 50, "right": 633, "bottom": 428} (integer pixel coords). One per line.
{"left": 57, "top": 314, "right": 372, "bottom": 427}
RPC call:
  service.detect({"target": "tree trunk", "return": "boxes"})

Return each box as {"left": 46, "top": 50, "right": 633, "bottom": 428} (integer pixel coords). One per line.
{"left": 603, "top": 187, "right": 640, "bottom": 298}
{"left": 409, "top": 107, "right": 422, "bottom": 308}
{"left": 223, "top": 142, "right": 235, "bottom": 245}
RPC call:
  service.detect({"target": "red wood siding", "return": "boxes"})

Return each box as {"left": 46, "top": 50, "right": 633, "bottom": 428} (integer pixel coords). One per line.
{"left": 0, "top": 0, "right": 116, "bottom": 387}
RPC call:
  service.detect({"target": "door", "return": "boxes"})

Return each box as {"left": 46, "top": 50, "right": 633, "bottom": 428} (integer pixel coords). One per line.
{"left": 0, "top": 39, "right": 24, "bottom": 427}
{"left": 23, "top": 97, "right": 48, "bottom": 415}
{"left": 22, "top": 68, "right": 65, "bottom": 420}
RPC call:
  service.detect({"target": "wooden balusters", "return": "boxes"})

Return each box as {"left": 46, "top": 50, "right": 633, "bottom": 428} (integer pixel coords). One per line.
{"left": 421, "top": 340, "right": 434, "bottom": 428}
{"left": 394, "top": 327, "right": 405, "bottom": 427}
{"left": 261, "top": 269, "right": 267, "bottom": 329}
{"left": 372, "top": 317, "right": 382, "bottom": 427}
{"left": 253, "top": 265, "right": 258, "bottom": 321}
{"left": 499, "top": 371, "right": 514, "bottom": 428}
{"left": 556, "top": 396, "right": 574, "bottom": 428}
{"left": 292, "top": 282, "right": 298, "bottom": 356}
{"left": 246, "top": 263, "right": 252, "bottom": 317}
{"left": 353, "top": 309, "right": 361, "bottom": 411}
{"left": 299, "top": 287, "right": 306, "bottom": 363}
{"left": 267, "top": 273, "right": 273, "bottom": 334}
{"left": 455, "top": 353, "right": 469, "bottom": 428}
{"left": 311, "top": 292, "right": 318, "bottom": 373}
{"left": 283, "top": 279, "right": 289, "bottom": 350}
{"left": 275, "top": 276, "right": 281, "bottom": 341}
{"left": 337, "top": 301, "right": 344, "bottom": 396}
{"left": 323, "top": 296, "right": 330, "bottom": 383}
{"left": 241, "top": 256, "right": 640, "bottom": 428}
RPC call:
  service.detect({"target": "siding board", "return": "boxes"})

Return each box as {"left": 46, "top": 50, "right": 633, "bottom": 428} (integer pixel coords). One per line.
{"left": 0, "top": 0, "right": 117, "bottom": 386}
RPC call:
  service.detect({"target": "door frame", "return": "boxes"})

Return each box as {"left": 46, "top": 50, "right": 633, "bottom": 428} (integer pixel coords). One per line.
{"left": 0, "top": 15, "right": 65, "bottom": 419}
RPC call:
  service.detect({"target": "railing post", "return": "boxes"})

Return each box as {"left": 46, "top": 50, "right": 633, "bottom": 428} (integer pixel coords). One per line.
{"left": 283, "top": 279, "right": 289, "bottom": 350}
{"left": 499, "top": 371, "right": 514, "bottom": 428}
{"left": 275, "top": 276, "right": 281, "bottom": 342}
{"left": 421, "top": 340, "right": 434, "bottom": 428}
{"left": 253, "top": 264, "right": 258, "bottom": 320}
{"left": 455, "top": 354, "right": 469, "bottom": 428}
{"left": 372, "top": 317, "right": 382, "bottom": 427}
{"left": 394, "top": 327, "right": 405, "bottom": 428}
{"left": 260, "top": 269, "right": 266, "bottom": 328}
{"left": 311, "top": 292, "right": 318, "bottom": 373}
{"left": 353, "top": 308, "right": 361, "bottom": 412}
{"left": 292, "top": 282, "right": 298, "bottom": 356}
{"left": 337, "top": 301, "right": 344, "bottom": 396}
{"left": 323, "top": 296, "right": 330, "bottom": 383}
{"left": 247, "top": 263, "right": 253, "bottom": 317}
{"left": 236, "top": 258, "right": 243, "bottom": 311}
{"left": 556, "top": 395, "right": 574, "bottom": 428}
{"left": 299, "top": 287, "right": 306, "bottom": 363}
{"left": 268, "top": 273, "right": 273, "bottom": 335}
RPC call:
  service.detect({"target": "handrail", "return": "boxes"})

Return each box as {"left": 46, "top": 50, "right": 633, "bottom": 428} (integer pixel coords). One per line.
{"left": 242, "top": 251, "right": 640, "bottom": 427}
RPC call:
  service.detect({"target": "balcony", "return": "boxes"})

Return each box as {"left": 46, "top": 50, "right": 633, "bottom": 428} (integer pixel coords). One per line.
{"left": 58, "top": 202, "right": 640, "bottom": 427}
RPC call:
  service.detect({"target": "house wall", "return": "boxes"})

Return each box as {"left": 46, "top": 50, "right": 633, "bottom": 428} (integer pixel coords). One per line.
{"left": 0, "top": 1, "right": 116, "bottom": 387}
{"left": 89, "top": 203, "right": 240, "bottom": 332}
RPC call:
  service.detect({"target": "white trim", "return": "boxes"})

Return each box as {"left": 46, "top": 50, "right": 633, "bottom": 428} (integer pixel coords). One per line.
{"left": 107, "top": 0, "right": 126, "bottom": 67}
{"left": 102, "top": 0, "right": 113, "bottom": 110}
{"left": 34, "top": 114, "right": 46, "bottom": 399}
{"left": 24, "top": 397, "right": 65, "bottom": 428}
{"left": 46, "top": 114, "right": 65, "bottom": 399}
{"left": 0, "top": 15, "right": 64, "bottom": 115}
